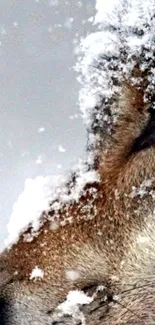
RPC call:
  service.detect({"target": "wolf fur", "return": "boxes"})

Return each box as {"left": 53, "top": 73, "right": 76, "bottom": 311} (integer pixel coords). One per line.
{"left": 1, "top": 1, "right": 155, "bottom": 324}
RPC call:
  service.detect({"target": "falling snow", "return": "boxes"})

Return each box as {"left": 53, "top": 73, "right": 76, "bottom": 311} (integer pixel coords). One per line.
{"left": 58, "top": 145, "right": 66, "bottom": 153}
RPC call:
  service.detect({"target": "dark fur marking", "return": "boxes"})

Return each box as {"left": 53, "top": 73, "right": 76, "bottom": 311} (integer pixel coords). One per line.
{"left": 131, "top": 108, "right": 155, "bottom": 154}
{"left": 0, "top": 297, "right": 9, "bottom": 325}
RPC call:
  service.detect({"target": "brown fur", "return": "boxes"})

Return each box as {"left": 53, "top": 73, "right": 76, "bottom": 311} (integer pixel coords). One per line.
{"left": 1, "top": 72, "right": 155, "bottom": 324}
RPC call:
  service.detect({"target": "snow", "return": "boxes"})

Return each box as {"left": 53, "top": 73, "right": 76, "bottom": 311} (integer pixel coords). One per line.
{"left": 6, "top": 0, "right": 155, "bottom": 248}
{"left": 30, "top": 266, "right": 44, "bottom": 280}
{"left": 5, "top": 175, "right": 66, "bottom": 246}
{"left": 56, "top": 290, "right": 93, "bottom": 325}
{"left": 58, "top": 145, "right": 66, "bottom": 153}
{"left": 38, "top": 127, "right": 45, "bottom": 133}
{"left": 75, "top": 0, "right": 155, "bottom": 150}
{"left": 35, "top": 155, "right": 43, "bottom": 164}
{"left": 5, "top": 161, "right": 99, "bottom": 246}
{"left": 129, "top": 178, "right": 155, "bottom": 199}
{"left": 55, "top": 286, "right": 107, "bottom": 324}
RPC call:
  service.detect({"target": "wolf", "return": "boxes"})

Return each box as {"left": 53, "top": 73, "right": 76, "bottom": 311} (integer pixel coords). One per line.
{"left": 1, "top": 1, "right": 155, "bottom": 324}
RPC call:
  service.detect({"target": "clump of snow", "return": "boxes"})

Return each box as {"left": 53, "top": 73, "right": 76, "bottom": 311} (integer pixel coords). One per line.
{"left": 30, "top": 266, "right": 44, "bottom": 280}
{"left": 55, "top": 290, "right": 93, "bottom": 325}
{"left": 5, "top": 160, "right": 99, "bottom": 247}
{"left": 96, "top": 285, "right": 106, "bottom": 292}
{"left": 51, "top": 161, "right": 99, "bottom": 206}
{"left": 76, "top": 0, "right": 155, "bottom": 150}
{"left": 54, "top": 285, "right": 107, "bottom": 324}
{"left": 5, "top": 175, "right": 66, "bottom": 246}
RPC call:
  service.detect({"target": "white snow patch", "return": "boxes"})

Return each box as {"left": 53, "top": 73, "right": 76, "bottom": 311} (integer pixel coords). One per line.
{"left": 5, "top": 161, "right": 99, "bottom": 247}
{"left": 56, "top": 290, "right": 93, "bottom": 325}
{"left": 5, "top": 175, "right": 66, "bottom": 246}
{"left": 30, "top": 266, "right": 44, "bottom": 280}
{"left": 75, "top": 0, "right": 155, "bottom": 151}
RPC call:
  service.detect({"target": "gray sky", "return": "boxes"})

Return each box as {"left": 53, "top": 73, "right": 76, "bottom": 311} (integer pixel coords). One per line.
{"left": 0, "top": 0, "right": 96, "bottom": 247}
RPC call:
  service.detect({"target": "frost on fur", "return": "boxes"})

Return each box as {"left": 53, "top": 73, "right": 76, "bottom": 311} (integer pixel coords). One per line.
{"left": 6, "top": 0, "right": 155, "bottom": 249}
{"left": 6, "top": 161, "right": 99, "bottom": 246}
{"left": 76, "top": 0, "right": 155, "bottom": 153}
{"left": 29, "top": 266, "right": 44, "bottom": 281}
{"left": 53, "top": 290, "right": 93, "bottom": 325}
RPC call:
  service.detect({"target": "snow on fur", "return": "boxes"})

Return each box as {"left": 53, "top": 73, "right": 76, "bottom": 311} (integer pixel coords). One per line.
{"left": 6, "top": 0, "right": 155, "bottom": 247}
{"left": 76, "top": 0, "right": 155, "bottom": 149}
{"left": 54, "top": 290, "right": 93, "bottom": 325}
{"left": 6, "top": 175, "right": 65, "bottom": 246}
{"left": 53, "top": 286, "right": 106, "bottom": 324}
{"left": 6, "top": 161, "right": 99, "bottom": 246}
{"left": 30, "top": 266, "right": 44, "bottom": 280}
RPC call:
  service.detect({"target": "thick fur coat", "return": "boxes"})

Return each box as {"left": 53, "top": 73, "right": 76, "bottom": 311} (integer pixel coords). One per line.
{"left": 1, "top": 1, "right": 155, "bottom": 324}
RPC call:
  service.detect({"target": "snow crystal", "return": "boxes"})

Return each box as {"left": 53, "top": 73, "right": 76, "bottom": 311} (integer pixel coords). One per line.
{"left": 35, "top": 156, "right": 43, "bottom": 164}
{"left": 58, "top": 145, "right": 66, "bottom": 153}
{"left": 38, "top": 127, "right": 45, "bottom": 133}
{"left": 30, "top": 266, "right": 44, "bottom": 280}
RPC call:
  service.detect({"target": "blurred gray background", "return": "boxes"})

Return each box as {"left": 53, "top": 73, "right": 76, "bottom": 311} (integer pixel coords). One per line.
{"left": 0, "top": 0, "right": 95, "bottom": 248}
